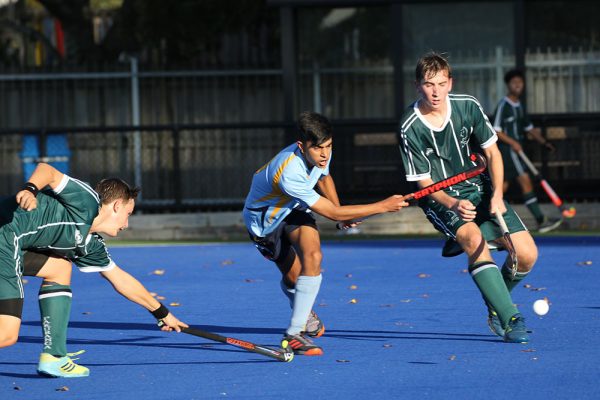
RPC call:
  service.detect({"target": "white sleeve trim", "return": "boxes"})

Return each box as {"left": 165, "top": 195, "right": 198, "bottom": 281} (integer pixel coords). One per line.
{"left": 53, "top": 174, "right": 70, "bottom": 194}
{"left": 406, "top": 172, "right": 431, "bottom": 182}
{"left": 78, "top": 260, "right": 116, "bottom": 273}
{"left": 480, "top": 134, "right": 498, "bottom": 149}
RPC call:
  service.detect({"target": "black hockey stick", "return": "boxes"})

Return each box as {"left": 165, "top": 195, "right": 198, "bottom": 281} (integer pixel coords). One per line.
{"left": 181, "top": 326, "right": 294, "bottom": 362}
{"left": 495, "top": 207, "right": 518, "bottom": 278}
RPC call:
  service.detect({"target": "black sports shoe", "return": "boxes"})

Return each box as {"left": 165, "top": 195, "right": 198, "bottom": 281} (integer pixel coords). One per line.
{"left": 537, "top": 217, "right": 562, "bottom": 233}
{"left": 282, "top": 333, "right": 323, "bottom": 356}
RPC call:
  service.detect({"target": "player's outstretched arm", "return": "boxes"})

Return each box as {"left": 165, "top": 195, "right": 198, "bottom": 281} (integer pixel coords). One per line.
{"left": 100, "top": 265, "right": 188, "bottom": 332}
{"left": 309, "top": 194, "right": 408, "bottom": 222}
{"left": 16, "top": 163, "right": 65, "bottom": 211}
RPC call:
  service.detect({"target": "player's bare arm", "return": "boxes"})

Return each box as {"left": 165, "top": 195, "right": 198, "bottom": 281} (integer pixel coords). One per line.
{"left": 483, "top": 144, "right": 507, "bottom": 215}
{"left": 316, "top": 175, "right": 341, "bottom": 207}
{"left": 100, "top": 265, "right": 188, "bottom": 332}
{"left": 526, "top": 127, "right": 555, "bottom": 152}
{"left": 495, "top": 130, "right": 522, "bottom": 152}
{"left": 16, "top": 163, "right": 65, "bottom": 211}
{"left": 309, "top": 194, "right": 407, "bottom": 222}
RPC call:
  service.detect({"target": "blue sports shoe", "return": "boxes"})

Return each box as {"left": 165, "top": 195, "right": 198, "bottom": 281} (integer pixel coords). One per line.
{"left": 487, "top": 311, "right": 505, "bottom": 337}
{"left": 503, "top": 314, "right": 529, "bottom": 343}
{"left": 37, "top": 351, "right": 90, "bottom": 378}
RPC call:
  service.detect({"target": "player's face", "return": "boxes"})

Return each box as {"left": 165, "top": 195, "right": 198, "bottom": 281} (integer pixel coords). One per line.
{"left": 507, "top": 76, "right": 524, "bottom": 97}
{"left": 107, "top": 198, "right": 135, "bottom": 237}
{"left": 416, "top": 70, "right": 452, "bottom": 112}
{"left": 299, "top": 138, "right": 332, "bottom": 169}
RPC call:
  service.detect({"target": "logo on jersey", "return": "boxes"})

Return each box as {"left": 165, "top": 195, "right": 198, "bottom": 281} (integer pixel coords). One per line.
{"left": 505, "top": 116, "right": 515, "bottom": 123}
{"left": 425, "top": 148, "right": 435, "bottom": 156}
{"left": 459, "top": 127, "right": 470, "bottom": 148}
{"left": 74, "top": 229, "right": 83, "bottom": 245}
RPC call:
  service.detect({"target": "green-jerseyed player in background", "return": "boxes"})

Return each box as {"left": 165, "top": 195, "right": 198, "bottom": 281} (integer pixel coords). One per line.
{"left": 397, "top": 52, "right": 539, "bottom": 343}
{"left": 492, "top": 69, "right": 562, "bottom": 233}
{"left": 0, "top": 163, "right": 188, "bottom": 377}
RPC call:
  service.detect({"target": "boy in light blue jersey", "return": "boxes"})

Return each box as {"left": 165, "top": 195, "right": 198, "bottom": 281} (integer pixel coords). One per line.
{"left": 0, "top": 163, "right": 187, "bottom": 378}
{"left": 244, "top": 111, "right": 408, "bottom": 355}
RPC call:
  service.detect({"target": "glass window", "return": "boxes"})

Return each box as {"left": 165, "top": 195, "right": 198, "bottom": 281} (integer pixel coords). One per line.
{"left": 401, "top": 2, "right": 514, "bottom": 113}
{"left": 297, "top": 7, "right": 393, "bottom": 119}
{"left": 525, "top": 1, "right": 600, "bottom": 113}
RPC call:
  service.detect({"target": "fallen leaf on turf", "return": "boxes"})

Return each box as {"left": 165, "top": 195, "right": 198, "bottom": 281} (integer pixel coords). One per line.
{"left": 400, "top": 299, "right": 412, "bottom": 303}
{"left": 349, "top": 285, "right": 358, "bottom": 290}
{"left": 521, "top": 349, "right": 536, "bottom": 353}
{"left": 418, "top": 273, "right": 431, "bottom": 278}
{"left": 156, "top": 296, "right": 166, "bottom": 300}
{"left": 336, "top": 359, "right": 351, "bottom": 363}
{"left": 449, "top": 355, "right": 456, "bottom": 361}
{"left": 150, "top": 292, "right": 157, "bottom": 297}
{"left": 56, "top": 386, "right": 69, "bottom": 391}
{"left": 524, "top": 284, "right": 532, "bottom": 288}
{"left": 318, "top": 302, "right": 328, "bottom": 307}
{"left": 345, "top": 274, "right": 352, "bottom": 278}
{"left": 151, "top": 269, "right": 165, "bottom": 275}
{"left": 461, "top": 269, "right": 468, "bottom": 274}
{"left": 530, "top": 287, "right": 547, "bottom": 291}
{"left": 221, "top": 259, "right": 234, "bottom": 266}
{"left": 13, "top": 387, "right": 21, "bottom": 391}
{"left": 349, "top": 299, "right": 358, "bottom": 304}
{"left": 383, "top": 344, "right": 393, "bottom": 348}
{"left": 577, "top": 260, "right": 593, "bottom": 266}
{"left": 380, "top": 304, "right": 394, "bottom": 308}
{"left": 245, "top": 278, "right": 257, "bottom": 283}
{"left": 169, "top": 302, "right": 180, "bottom": 307}
{"left": 82, "top": 311, "right": 92, "bottom": 315}
{"left": 420, "top": 294, "right": 430, "bottom": 298}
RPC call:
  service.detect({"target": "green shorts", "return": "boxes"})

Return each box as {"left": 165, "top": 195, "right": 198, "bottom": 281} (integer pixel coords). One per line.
{"left": 0, "top": 230, "right": 25, "bottom": 318}
{"left": 499, "top": 143, "right": 527, "bottom": 182}
{"left": 420, "top": 189, "right": 527, "bottom": 257}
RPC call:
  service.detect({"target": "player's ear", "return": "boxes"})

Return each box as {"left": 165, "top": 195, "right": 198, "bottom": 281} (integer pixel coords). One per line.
{"left": 112, "top": 199, "right": 122, "bottom": 214}
{"left": 297, "top": 141, "right": 304, "bottom": 154}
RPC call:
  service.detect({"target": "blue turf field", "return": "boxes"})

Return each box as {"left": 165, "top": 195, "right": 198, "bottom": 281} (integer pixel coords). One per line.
{"left": 2, "top": 237, "right": 599, "bottom": 399}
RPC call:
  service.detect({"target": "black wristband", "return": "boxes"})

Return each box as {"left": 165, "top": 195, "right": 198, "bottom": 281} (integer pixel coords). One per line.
{"left": 150, "top": 303, "right": 169, "bottom": 319}
{"left": 22, "top": 182, "right": 39, "bottom": 196}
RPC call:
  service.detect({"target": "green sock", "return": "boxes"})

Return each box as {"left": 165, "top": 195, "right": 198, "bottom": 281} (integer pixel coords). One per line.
{"left": 524, "top": 191, "right": 544, "bottom": 224}
{"left": 469, "top": 261, "right": 519, "bottom": 328}
{"left": 39, "top": 282, "right": 72, "bottom": 357}
{"left": 500, "top": 258, "right": 529, "bottom": 292}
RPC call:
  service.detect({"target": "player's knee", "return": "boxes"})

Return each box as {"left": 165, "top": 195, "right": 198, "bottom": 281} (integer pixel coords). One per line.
{"left": 303, "top": 250, "right": 323, "bottom": 270}
{"left": 518, "top": 245, "right": 538, "bottom": 270}
{"left": 0, "top": 332, "right": 18, "bottom": 348}
{"left": 458, "top": 232, "right": 485, "bottom": 254}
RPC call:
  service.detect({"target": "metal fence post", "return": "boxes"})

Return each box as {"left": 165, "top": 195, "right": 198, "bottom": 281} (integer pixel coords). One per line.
{"left": 313, "top": 61, "right": 322, "bottom": 113}
{"left": 130, "top": 56, "right": 142, "bottom": 198}
{"left": 495, "top": 46, "right": 505, "bottom": 102}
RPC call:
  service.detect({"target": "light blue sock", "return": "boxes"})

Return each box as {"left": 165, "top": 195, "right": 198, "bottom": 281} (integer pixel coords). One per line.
{"left": 286, "top": 274, "right": 322, "bottom": 336}
{"left": 280, "top": 279, "right": 295, "bottom": 308}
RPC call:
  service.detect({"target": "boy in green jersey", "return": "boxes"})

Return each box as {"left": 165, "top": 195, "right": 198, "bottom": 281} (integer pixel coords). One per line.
{"left": 492, "top": 69, "right": 562, "bottom": 233}
{"left": 397, "top": 52, "right": 539, "bottom": 343}
{"left": 0, "top": 163, "right": 187, "bottom": 377}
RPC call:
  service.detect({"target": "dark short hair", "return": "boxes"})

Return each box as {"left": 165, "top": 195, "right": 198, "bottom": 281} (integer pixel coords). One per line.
{"left": 416, "top": 52, "right": 452, "bottom": 82}
{"left": 504, "top": 69, "right": 525, "bottom": 84}
{"left": 297, "top": 111, "right": 332, "bottom": 145}
{"left": 95, "top": 178, "right": 140, "bottom": 205}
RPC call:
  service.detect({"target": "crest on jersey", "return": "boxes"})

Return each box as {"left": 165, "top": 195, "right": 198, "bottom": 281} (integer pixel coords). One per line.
{"left": 425, "top": 148, "right": 435, "bottom": 156}
{"left": 74, "top": 229, "right": 83, "bottom": 244}
{"left": 459, "top": 127, "right": 470, "bottom": 147}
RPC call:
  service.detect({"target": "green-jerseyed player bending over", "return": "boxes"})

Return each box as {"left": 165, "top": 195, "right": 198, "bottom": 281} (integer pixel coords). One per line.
{"left": 0, "top": 163, "right": 188, "bottom": 378}
{"left": 397, "top": 52, "right": 539, "bottom": 343}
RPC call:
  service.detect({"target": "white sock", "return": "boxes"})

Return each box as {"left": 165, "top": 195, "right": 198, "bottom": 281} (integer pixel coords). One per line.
{"left": 286, "top": 274, "right": 322, "bottom": 336}
{"left": 280, "top": 279, "right": 295, "bottom": 308}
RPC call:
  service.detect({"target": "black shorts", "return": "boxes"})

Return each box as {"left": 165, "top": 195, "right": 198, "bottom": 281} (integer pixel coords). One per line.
{"left": 249, "top": 210, "right": 318, "bottom": 264}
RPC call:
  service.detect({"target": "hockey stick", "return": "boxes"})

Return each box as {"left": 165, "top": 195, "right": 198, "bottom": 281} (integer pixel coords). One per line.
{"left": 517, "top": 150, "right": 576, "bottom": 218}
{"left": 337, "top": 153, "right": 487, "bottom": 229}
{"left": 181, "top": 326, "right": 294, "bottom": 362}
{"left": 495, "top": 207, "right": 518, "bottom": 278}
